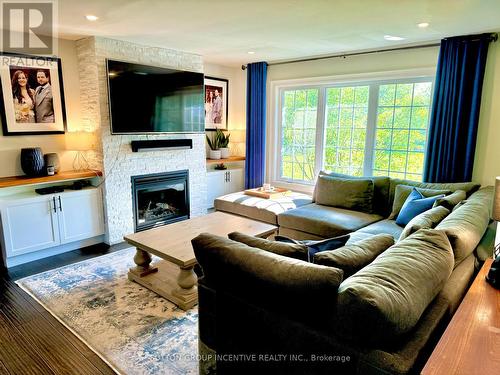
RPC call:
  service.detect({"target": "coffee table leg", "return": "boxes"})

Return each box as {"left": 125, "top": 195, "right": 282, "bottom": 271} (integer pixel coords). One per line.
{"left": 129, "top": 248, "right": 159, "bottom": 277}
{"left": 172, "top": 265, "right": 198, "bottom": 303}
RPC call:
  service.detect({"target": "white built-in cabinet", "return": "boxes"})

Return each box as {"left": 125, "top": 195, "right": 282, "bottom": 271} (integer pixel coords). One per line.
{"left": 207, "top": 168, "right": 244, "bottom": 209}
{"left": 0, "top": 187, "right": 105, "bottom": 267}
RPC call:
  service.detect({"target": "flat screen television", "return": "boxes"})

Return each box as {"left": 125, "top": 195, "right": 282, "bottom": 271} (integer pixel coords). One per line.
{"left": 107, "top": 59, "right": 204, "bottom": 134}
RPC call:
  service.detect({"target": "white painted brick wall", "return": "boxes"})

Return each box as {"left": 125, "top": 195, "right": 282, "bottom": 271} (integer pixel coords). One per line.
{"left": 76, "top": 37, "right": 207, "bottom": 244}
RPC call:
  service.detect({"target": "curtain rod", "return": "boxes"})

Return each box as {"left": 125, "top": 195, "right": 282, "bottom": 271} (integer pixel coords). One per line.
{"left": 241, "top": 33, "right": 498, "bottom": 70}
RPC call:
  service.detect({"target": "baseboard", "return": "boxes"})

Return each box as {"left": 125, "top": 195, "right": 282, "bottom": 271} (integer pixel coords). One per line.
{"left": 4, "top": 235, "right": 105, "bottom": 268}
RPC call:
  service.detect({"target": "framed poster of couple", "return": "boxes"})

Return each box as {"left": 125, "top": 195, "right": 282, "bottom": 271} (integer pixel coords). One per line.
{"left": 0, "top": 53, "right": 66, "bottom": 135}
{"left": 205, "top": 76, "right": 228, "bottom": 131}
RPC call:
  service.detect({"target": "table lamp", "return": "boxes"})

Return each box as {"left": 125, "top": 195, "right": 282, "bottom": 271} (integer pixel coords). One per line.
{"left": 65, "top": 131, "right": 94, "bottom": 171}
{"left": 492, "top": 176, "right": 500, "bottom": 258}
{"left": 229, "top": 129, "right": 245, "bottom": 156}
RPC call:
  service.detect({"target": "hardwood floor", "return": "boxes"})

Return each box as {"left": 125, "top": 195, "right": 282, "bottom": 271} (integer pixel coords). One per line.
{"left": 0, "top": 242, "right": 130, "bottom": 375}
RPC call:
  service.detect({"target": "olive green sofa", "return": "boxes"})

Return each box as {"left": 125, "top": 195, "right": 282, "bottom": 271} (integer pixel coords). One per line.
{"left": 194, "top": 175, "right": 495, "bottom": 375}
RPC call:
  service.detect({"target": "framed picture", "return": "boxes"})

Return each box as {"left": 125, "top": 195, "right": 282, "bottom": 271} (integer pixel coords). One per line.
{"left": 204, "top": 76, "right": 228, "bottom": 130}
{"left": 0, "top": 53, "right": 66, "bottom": 135}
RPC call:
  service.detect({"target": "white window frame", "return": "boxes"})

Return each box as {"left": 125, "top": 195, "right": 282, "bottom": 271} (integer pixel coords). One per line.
{"left": 267, "top": 68, "right": 436, "bottom": 193}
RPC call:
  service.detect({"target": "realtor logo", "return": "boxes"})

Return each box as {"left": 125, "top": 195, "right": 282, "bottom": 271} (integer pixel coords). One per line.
{"left": 1, "top": 1, "right": 57, "bottom": 54}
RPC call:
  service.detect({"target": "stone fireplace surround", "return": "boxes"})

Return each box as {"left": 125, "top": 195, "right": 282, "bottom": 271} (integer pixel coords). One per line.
{"left": 76, "top": 37, "right": 207, "bottom": 244}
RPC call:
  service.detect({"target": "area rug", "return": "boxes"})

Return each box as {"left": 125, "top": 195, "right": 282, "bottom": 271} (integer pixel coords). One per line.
{"left": 16, "top": 247, "right": 198, "bottom": 375}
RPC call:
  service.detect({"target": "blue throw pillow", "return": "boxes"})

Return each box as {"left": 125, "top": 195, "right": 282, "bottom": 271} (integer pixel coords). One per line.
{"left": 275, "top": 234, "right": 350, "bottom": 262}
{"left": 396, "top": 188, "right": 445, "bottom": 227}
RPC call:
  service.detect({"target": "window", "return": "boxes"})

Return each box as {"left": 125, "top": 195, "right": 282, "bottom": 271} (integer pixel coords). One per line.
{"left": 281, "top": 88, "right": 318, "bottom": 181}
{"left": 275, "top": 76, "right": 433, "bottom": 185}
{"left": 324, "top": 86, "right": 369, "bottom": 176}
{"left": 373, "top": 82, "right": 432, "bottom": 180}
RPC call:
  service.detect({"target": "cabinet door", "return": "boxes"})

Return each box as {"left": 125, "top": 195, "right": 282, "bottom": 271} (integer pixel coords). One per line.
{"left": 206, "top": 171, "right": 226, "bottom": 209}
{"left": 1, "top": 196, "right": 60, "bottom": 256}
{"left": 226, "top": 169, "right": 245, "bottom": 194}
{"left": 57, "top": 189, "right": 105, "bottom": 244}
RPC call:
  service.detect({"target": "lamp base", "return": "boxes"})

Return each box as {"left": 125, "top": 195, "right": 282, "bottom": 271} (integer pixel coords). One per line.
{"left": 73, "top": 151, "right": 90, "bottom": 171}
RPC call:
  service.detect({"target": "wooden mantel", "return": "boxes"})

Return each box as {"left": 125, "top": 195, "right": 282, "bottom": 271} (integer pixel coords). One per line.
{"left": 0, "top": 170, "right": 102, "bottom": 189}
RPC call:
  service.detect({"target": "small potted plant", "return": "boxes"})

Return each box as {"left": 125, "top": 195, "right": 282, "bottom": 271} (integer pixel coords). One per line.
{"left": 206, "top": 133, "right": 221, "bottom": 159}
{"left": 216, "top": 129, "right": 231, "bottom": 159}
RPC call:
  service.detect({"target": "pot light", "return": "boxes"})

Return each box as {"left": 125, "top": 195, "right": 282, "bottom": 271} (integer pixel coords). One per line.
{"left": 418, "top": 22, "right": 430, "bottom": 28}
{"left": 85, "top": 15, "right": 99, "bottom": 21}
{"left": 247, "top": 51, "right": 255, "bottom": 55}
{"left": 384, "top": 35, "right": 405, "bottom": 41}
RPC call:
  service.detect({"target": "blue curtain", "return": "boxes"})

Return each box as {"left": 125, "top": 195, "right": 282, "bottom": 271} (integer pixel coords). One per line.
{"left": 245, "top": 62, "right": 268, "bottom": 189}
{"left": 423, "top": 34, "right": 494, "bottom": 182}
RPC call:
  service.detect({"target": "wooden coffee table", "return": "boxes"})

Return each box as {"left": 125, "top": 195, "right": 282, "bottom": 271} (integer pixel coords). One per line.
{"left": 124, "top": 211, "right": 277, "bottom": 310}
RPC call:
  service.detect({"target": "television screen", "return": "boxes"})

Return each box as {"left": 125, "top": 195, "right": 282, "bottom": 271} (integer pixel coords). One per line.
{"left": 107, "top": 59, "right": 204, "bottom": 134}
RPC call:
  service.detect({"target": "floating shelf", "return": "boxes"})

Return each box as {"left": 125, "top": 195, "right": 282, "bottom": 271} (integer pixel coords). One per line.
{"left": 206, "top": 156, "right": 245, "bottom": 164}
{"left": 0, "top": 170, "right": 102, "bottom": 189}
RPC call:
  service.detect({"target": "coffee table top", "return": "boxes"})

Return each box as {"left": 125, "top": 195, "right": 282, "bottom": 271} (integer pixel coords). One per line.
{"left": 124, "top": 211, "right": 277, "bottom": 267}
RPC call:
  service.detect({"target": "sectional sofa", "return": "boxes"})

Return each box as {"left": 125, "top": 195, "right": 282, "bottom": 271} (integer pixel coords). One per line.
{"left": 200, "top": 174, "right": 494, "bottom": 374}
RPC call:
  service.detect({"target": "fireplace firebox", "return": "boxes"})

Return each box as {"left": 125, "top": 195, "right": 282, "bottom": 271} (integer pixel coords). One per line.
{"left": 131, "top": 170, "right": 189, "bottom": 232}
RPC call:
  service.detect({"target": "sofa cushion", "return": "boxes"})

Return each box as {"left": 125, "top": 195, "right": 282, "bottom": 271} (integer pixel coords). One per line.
{"left": 433, "top": 190, "right": 467, "bottom": 210}
{"left": 274, "top": 234, "right": 350, "bottom": 262}
{"left": 278, "top": 203, "right": 383, "bottom": 238}
{"left": 389, "top": 185, "right": 451, "bottom": 219}
{"left": 228, "top": 232, "right": 309, "bottom": 261}
{"left": 336, "top": 229, "right": 454, "bottom": 344}
{"left": 192, "top": 233, "right": 344, "bottom": 318}
{"left": 314, "top": 234, "right": 394, "bottom": 277}
{"left": 314, "top": 171, "right": 390, "bottom": 215}
{"left": 395, "top": 188, "right": 445, "bottom": 226}
{"left": 214, "top": 191, "right": 312, "bottom": 225}
{"left": 315, "top": 175, "right": 374, "bottom": 213}
{"left": 399, "top": 205, "right": 450, "bottom": 241}
{"left": 356, "top": 219, "right": 403, "bottom": 240}
{"left": 435, "top": 186, "right": 493, "bottom": 267}
{"left": 388, "top": 179, "right": 480, "bottom": 208}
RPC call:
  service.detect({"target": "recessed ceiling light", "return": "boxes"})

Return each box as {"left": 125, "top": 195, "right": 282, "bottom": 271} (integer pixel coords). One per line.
{"left": 247, "top": 51, "right": 255, "bottom": 55}
{"left": 85, "top": 15, "right": 99, "bottom": 21}
{"left": 384, "top": 35, "right": 405, "bottom": 41}
{"left": 418, "top": 22, "right": 429, "bottom": 28}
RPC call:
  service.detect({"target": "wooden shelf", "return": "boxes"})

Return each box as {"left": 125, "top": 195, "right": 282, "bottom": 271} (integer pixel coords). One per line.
{"left": 0, "top": 170, "right": 102, "bottom": 189}
{"left": 206, "top": 156, "right": 245, "bottom": 164}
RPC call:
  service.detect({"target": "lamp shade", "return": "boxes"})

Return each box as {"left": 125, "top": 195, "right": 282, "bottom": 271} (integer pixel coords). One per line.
{"left": 493, "top": 177, "right": 500, "bottom": 221}
{"left": 229, "top": 129, "right": 246, "bottom": 143}
{"left": 65, "top": 131, "right": 94, "bottom": 151}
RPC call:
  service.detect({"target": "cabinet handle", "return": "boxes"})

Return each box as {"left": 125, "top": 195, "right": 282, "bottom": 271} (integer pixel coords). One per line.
{"left": 224, "top": 171, "right": 227, "bottom": 182}
{"left": 52, "top": 196, "right": 57, "bottom": 213}
{"left": 58, "top": 196, "right": 62, "bottom": 212}
{"left": 228, "top": 171, "right": 231, "bottom": 182}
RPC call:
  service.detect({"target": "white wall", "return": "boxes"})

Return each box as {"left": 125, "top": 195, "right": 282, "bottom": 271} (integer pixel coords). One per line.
{"left": 473, "top": 39, "right": 500, "bottom": 186}
{"left": 204, "top": 62, "right": 247, "bottom": 156}
{"left": 0, "top": 38, "right": 82, "bottom": 177}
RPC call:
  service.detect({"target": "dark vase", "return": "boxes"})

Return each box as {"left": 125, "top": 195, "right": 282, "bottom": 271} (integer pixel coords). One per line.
{"left": 44, "top": 153, "right": 60, "bottom": 173}
{"left": 20, "top": 148, "right": 45, "bottom": 176}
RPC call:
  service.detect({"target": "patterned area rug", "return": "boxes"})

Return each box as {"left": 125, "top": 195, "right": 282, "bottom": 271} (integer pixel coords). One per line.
{"left": 16, "top": 248, "right": 198, "bottom": 375}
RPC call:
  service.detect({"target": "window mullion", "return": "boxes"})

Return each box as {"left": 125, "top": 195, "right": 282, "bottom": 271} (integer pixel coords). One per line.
{"left": 314, "top": 87, "right": 326, "bottom": 178}
{"left": 364, "top": 84, "right": 379, "bottom": 176}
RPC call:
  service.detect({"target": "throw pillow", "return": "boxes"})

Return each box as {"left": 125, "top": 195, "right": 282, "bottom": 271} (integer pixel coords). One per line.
{"left": 433, "top": 190, "right": 467, "bottom": 210}
{"left": 389, "top": 184, "right": 450, "bottom": 220}
{"left": 395, "top": 188, "right": 445, "bottom": 227}
{"left": 313, "top": 234, "right": 394, "bottom": 277}
{"left": 399, "top": 205, "right": 450, "bottom": 241}
{"left": 315, "top": 175, "right": 374, "bottom": 213}
{"left": 275, "top": 234, "right": 350, "bottom": 262}
{"left": 336, "top": 229, "right": 454, "bottom": 344}
{"left": 228, "top": 232, "right": 308, "bottom": 261}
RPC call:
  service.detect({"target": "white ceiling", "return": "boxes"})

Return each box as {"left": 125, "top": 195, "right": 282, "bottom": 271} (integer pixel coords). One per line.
{"left": 55, "top": 0, "right": 500, "bottom": 67}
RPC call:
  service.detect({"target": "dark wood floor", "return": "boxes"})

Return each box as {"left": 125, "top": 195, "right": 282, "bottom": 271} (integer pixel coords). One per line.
{"left": 0, "top": 242, "right": 130, "bottom": 375}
